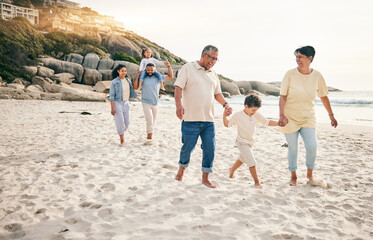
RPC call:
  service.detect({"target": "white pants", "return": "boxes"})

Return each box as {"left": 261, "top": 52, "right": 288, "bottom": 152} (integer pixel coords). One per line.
{"left": 142, "top": 102, "right": 158, "bottom": 134}
{"left": 114, "top": 101, "right": 130, "bottom": 135}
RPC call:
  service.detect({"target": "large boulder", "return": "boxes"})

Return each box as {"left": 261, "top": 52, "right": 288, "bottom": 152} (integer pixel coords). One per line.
{"left": 26, "top": 85, "right": 44, "bottom": 93}
{"left": 51, "top": 73, "right": 75, "bottom": 84}
{"left": 24, "top": 66, "right": 38, "bottom": 76}
{"left": 37, "top": 66, "right": 54, "bottom": 78}
{"left": 94, "top": 81, "right": 111, "bottom": 93}
{"left": 32, "top": 76, "right": 52, "bottom": 90}
{"left": 44, "top": 83, "right": 106, "bottom": 102}
{"left": 220, "top": 79, "right": 240, "bottom": 96}
{"left": 235, "top": 81, "right": 252, "bottom": 95}
{"left": 0, "top": 87, "right": 33, "bottom": 100}
{"left": 38, "top": 58, "right": 63, "bottom": 73}
{"left": 39, "top": 58, "right": 84, "bottom": 83}
{"left": 98, "top": 59, "right": 114, "bottom": 70}
{"left": 103, "top": 33, "right": 142, "bottom": 58}
{"left": 82, "top": 68, "right": 102, "bottom": 85}
{"left": 82, "top": 53, "right": 100, "bottom": 69}
{"left": 7, "top": 83, "right": 25, "bottom": 91}
{"left": 250, "top": 81, "right": 280, "bottom": 96}
{"left": 70, "top": 83, "right": 94, "bottom": 91}
{"left": 99, "top": 70, "right": 113, "bottom": 81}
{"left": 12, "top": 78, "right": 30, "bottom": 87}
{"left": 64, "top": 53, "right": 84, "bottom": 64}
{"left": 62, "top": 61, "right": 84, "bottom": 83}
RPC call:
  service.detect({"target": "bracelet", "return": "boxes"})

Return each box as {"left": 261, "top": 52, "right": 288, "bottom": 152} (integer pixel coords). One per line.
{"left": 223, "top": 102, "right": 228, "bottom": 108}
{"left": 329, "top": 113, "right": 334, "bottom": 117}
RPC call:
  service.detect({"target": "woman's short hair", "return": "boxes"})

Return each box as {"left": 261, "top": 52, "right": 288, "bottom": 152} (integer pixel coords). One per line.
{"left": 294, "top": 46, "right": 315, "bottom": 62}
{"left": 244, "top": 94, "right": 262, "bottom": 108}
{"left": 111, "top": 64, "right": 127, "bottom": 79}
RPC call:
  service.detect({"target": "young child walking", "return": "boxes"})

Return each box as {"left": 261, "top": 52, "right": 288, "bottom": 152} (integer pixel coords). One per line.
{"left": 109, "top": 64, "right": 137, "bottom": 146}
{"left": 137, "top": 48, "right": 169, "bottom": 91}
{"left": 223, "top": 94, "right": 278, "bottom": 188}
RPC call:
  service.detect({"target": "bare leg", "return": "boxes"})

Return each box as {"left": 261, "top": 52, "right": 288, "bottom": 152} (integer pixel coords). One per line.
{"left": 160, "top": 81, "right": 165, "bottom": 90}
{"left": 307, "top": 168, "right": 313, "bottom": 180}
{"left": 249, "top": 166, "right": 262, "bottom": 188}
{"left": 290, "top": 171, "right": 297, "bottom": 186}
{"left": 147, "top": 133, "right": 152, "bottom": 139}
{"left": 175, "top": 167, "right": 185, "bottom": 181}
{"left": 119, "top": 134, "right": 124, "bottom": 146}
{"left": 202, "top": 172, "right": 216, "bottom": 188}
{"left": 229, "top": 159, "right": 243, "bottom": 178}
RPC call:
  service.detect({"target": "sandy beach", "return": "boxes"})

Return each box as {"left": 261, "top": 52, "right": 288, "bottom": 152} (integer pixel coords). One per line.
{"left": 0, "top": 99, "right": 372, "bottom": 240}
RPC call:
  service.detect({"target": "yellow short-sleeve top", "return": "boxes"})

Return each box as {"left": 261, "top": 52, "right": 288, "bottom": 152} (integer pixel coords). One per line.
{"left": 279, "top": 68, "right": 329, "bottom": 133}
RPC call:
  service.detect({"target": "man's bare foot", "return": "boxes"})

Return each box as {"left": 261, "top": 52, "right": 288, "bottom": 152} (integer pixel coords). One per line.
{"left": 175, "top": 167, "right": 185, "bottom": 181}
{"left": 229, "top": 168, "right": 235, "bottom": 178}
{"left": 120, "top": 141, "right": 124, "bottom": 146}
{"left": 202, "top": 172, "right": 216, "bottom": 188}
{"left": 290, "top": 177, "right": 297, "bottom": 186}
{"left": 202, "top": 179, "right": 217, "bottom": 188}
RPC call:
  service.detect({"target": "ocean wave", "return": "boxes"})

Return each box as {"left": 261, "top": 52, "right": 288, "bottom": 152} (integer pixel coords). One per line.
{"left": 329, "top": 99, "right": 373, "bottom": 105}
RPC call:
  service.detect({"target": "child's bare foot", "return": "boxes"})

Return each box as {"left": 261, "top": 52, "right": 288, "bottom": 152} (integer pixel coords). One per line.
{"left": 161, "top": 87, "right": 166, "bottom": 91}
{"left": 175, "top": 167, "right": 185, "bottom": 181}
{"left": 255, "top": 182, "right": 263, "bottom": 189}
{"left": 229, "top": 168, "right": 235, "bottom": 178}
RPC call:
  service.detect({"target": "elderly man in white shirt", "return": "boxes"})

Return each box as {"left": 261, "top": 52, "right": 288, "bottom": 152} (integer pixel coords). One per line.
{"left": 174, "top": 45, "right": 232, "bottom": 188}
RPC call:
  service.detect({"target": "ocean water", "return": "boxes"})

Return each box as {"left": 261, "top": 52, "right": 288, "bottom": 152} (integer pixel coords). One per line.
{"left": 159, "top": 91, "right": 373, "bottom": 127}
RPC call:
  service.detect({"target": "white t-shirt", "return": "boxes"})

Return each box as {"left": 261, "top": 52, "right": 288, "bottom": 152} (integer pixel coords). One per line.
{"left": 174, "top": 62, "right": 222, "bottom": 122}
{"left": 139, "top": 58, "right": 164, "bottom": 71}
{"left": 121, "top": 79, "right": 130, "bottom": 101}
{"left": 228, "top": 110, "right": 269, "bottom": 145}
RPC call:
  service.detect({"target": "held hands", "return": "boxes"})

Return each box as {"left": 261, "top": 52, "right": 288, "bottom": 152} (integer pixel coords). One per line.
{"left": 278, "top": 115, "right": 288, "bottom": 127}
{"left": 224, "top": 104, "right": 232, "bottom": 116}
{"left": 176, "top": 104, "right": 184, "bottom": 120}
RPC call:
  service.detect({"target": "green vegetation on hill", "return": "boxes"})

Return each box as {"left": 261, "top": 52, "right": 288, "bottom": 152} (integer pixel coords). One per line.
{"left": 0, "top": 18, "right": 108, "bottom": 83}
{"left": 0, "top": 15, "right": 186, "bottom": 83}
{"left": 113, "top": 52, "right": 140, "bottom": 65}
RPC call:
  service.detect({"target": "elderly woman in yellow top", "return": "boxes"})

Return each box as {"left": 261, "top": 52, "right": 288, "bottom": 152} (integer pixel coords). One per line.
{"left": 279, "top": 46, "right": 338, "bottom": 186}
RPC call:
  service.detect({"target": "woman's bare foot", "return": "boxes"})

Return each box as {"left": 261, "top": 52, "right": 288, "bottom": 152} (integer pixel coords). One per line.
{"left": 175, "top": 167, "right": 185, "bottom": 181}
{"left": 290, "top": 177, "right": 297, "bottom": 186}
{"left": 229, "top": 168, "right": 235, "bottom": 178}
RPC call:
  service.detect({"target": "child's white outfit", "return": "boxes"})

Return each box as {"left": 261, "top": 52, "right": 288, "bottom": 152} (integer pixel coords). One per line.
{"left": 228, "top": 110, "right": 269, "bottom": 167}
{"left": 139, "top": 58, "right": 164, "bottom": 71}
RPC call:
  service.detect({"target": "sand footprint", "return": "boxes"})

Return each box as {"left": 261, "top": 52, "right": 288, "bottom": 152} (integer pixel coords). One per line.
{"left": 307, "top": 178, "right": 331, "bottom": 189}
{"left": 100, "top": 183, "right": 116, "bottom": 191}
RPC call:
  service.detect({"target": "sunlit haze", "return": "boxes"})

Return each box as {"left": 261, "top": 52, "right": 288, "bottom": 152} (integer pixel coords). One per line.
{"left": 74, "top": 0, "right": 373, "bottom": 91}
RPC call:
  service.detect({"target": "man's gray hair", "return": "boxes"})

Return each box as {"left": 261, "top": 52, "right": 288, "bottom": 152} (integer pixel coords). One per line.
{"left": 202, "top": 45, "right": 219, "bottom": 54}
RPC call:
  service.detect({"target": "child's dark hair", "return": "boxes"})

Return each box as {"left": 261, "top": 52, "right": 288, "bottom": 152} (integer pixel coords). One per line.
{"left": 244, "top": 94, "right": 262, "bottom": 108}
{"left": 111, "top": 64, "right": 127, "bottom": 79}
{"left": 294, "top": 46, "right": 315, "bottom": 62}
{"left": 142, "top": 48, "right": 153, "bottom": 58}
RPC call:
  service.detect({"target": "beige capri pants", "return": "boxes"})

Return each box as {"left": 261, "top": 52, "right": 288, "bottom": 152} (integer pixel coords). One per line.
{"left": 236, "top": 141, "right": 256, "bottom": 167}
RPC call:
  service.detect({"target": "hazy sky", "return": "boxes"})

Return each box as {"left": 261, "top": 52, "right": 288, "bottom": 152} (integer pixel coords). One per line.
{"left": 74, "top": 0, "right": 373, "bottom": 91}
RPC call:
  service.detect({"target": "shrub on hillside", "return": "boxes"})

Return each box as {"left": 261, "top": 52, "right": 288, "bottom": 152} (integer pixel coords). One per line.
{"left": 113, "top": 52, "right": 139, "bottom": 65}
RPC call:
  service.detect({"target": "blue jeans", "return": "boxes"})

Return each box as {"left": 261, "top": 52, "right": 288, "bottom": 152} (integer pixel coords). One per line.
{"left": 179, "top": 121, "right": 216, "bottom": 173}
{"left": 284, "top": 128, "right": 317, "bottom": 172}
